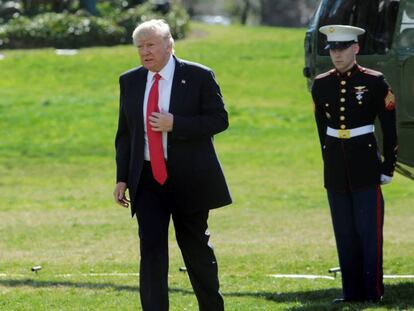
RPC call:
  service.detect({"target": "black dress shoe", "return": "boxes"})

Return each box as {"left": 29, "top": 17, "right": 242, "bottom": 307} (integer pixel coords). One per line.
{"left": 365, "top": 296, "right": 383, "bottom": 304}
{"left": 332, "top": 298, "right": 348, "bottom": 304}
{"left": 332, "top": 297, "right": 363, "bottom": 304}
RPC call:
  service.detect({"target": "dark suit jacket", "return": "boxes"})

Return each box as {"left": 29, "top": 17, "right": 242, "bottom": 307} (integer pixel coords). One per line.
{"left": 115, "top": 56, "right": 232, "bottom": 216}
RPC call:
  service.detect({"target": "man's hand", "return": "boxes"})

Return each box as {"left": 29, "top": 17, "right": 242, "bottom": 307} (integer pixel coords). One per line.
{"left": 149, "top": 111, "right": 173, "bottom": 132}
{"left": 113, "top": 182, "right": 130, "bottom": 208}
{"left": 380, "top": 174, "right": 392, "bottom": 185}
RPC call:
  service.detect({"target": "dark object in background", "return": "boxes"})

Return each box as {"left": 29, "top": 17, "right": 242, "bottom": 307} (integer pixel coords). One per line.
{"left": 128, "top": 0, "right": 145, "bottom": 7}
{"left": 21, "top": 0, "right": 73, "bottom": 15}
{"left": 304, "top": 0, "right": 414, "bottom": 180}
{"left": 0, "top": 0, "right": 21, "bottom": 23}
{"left": 20, "top": 0, "right": 99, "bottom": 16}
{"left": 79, "top": 0, "right": 98, "bottom": 15}
{"left": 152, "top": 0, "right": 170, "bottom": 14}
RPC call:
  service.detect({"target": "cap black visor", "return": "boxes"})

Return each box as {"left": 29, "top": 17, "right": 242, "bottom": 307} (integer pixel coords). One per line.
{"left": 325, "top": 40, "right": 356, "bottom": 50}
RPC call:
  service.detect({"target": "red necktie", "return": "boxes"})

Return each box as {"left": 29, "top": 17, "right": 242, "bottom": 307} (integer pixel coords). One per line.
{"left": 146, "top": 73, "right": 168, "bottom": 185}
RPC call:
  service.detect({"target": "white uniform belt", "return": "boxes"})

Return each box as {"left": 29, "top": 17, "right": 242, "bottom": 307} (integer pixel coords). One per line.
{"left": 326, "top": 125, "right": 374, "bottom": 139}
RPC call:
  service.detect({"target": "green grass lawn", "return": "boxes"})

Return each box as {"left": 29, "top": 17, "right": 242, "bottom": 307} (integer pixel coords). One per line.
{"left": 1, "top": 23, "right": 413, "bottom": 310}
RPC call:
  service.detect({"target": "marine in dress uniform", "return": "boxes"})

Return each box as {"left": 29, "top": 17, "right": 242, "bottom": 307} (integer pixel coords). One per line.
{"left": 312, "top": 25, "right": 398, "bottom": 303}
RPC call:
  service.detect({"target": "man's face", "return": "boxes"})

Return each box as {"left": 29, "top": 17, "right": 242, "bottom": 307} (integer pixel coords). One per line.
{"left": 329, "top": 44, "right": 359, "bottom": 73}
{"left": 137, "top": 31, "right": 172, "bottom": 72}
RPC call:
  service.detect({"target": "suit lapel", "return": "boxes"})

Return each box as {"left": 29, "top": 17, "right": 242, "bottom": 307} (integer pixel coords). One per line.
{"left": 127, "top": 68, "right": 147, "bottom": 132}
{"left": 136, "top": 68, "right": 147, "bottom": 115}
{"left": 169, "top": 56, "right": 187, "bottom": 115}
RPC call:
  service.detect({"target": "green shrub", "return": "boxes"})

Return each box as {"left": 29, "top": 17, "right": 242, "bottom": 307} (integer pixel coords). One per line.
{"left": 96, "top": 0, "right": 125, "bottom": 18}
{"left": 0, "top": 12, "right": 126, "bottom": 49}
{"left": 0, "top": 1, "right": 189, "bottom": 49}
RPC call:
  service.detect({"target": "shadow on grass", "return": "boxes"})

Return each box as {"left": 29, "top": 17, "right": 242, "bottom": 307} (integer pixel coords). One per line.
{"left": 225, "top": 283, "right": 414, "bottom": 310}
{"left": 1, "top": 278, "right": 413, "bottom": 310}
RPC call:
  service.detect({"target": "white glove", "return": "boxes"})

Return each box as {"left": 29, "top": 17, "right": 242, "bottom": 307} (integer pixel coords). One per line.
{"left": 380, "top": 174, "right": 392, "bottom": 185}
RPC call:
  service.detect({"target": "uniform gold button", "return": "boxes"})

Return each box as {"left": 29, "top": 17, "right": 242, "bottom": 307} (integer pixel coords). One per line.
{"left": 340, "top": 124, "right": 346, "bottom": 129}
{"left": 340, "top": 116, "right": 345, "bottom": 121}
{"left": 368, "top": 144, "right": 372, "bottom": 147}
{"left": 358, "top": 101, "right": 363, "bottom": 105}
{"left": 341, "top": 81, "right": 346, "bottom": 85}
{"left": 340, "top": 107, "right": 345, "bottom": 111}
{"left": 325, "top": 103, "right": 329, "bottom": 107}
{"left": 341, "top": 89, "right": 346, "bottom": 93}
{"left": 340, "top": 98, "right": 345, "bottom": 102}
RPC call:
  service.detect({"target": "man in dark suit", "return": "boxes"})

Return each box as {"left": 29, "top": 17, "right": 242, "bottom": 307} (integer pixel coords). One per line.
{"left": 312, "top": 25, "right": 397, "bottom": 304}
{"left": 113, "top": 19, "right": 231, "bottom": 311}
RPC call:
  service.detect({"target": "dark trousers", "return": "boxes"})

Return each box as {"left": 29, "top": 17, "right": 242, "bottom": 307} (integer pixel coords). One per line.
{"left": 134, "top": 162, "right": 224, "bottom": 311}
{"left": 327, "top": 185, "right": 384, "bottom": 301}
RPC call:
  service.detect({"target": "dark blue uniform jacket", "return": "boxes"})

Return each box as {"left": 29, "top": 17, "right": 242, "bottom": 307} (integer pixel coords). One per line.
{"left": 312, "top": 64, "right": 398, "bottom": 192}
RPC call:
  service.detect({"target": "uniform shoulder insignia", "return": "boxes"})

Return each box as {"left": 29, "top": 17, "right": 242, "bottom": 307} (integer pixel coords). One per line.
{"left": 384, "top": 89, "right": 396, "bottom": 110}
{"left": 360, "top": 67, "right": 383, "bottom": 77}
{"left": 315, "top": 69, "right": 335, "bottom": 80}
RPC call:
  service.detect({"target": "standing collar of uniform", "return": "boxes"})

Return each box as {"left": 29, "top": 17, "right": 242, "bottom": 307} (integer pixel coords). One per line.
{"left": 147, "top": 54, "right": 175, "bottom": 82}
{"left": 334, "top": 63, "right": 360, "bottom": 79}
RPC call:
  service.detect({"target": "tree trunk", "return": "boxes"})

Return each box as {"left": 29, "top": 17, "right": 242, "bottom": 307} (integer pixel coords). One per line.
{"left": 79, "top": 0, "right": 98, "bottom": 15}
{"left": 260, "top": 0, "right": 318, "bottom": 27}
{"left": 240, "top": 0, "right": 250, "bottom": 25}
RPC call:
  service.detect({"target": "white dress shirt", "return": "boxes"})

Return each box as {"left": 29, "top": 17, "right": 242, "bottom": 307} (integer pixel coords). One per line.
{"left": 143, "top": 55, "right": 175, "bottom": 161}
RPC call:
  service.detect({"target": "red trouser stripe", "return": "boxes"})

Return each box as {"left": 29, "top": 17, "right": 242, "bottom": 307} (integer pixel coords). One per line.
{"left": 376, "top": 185, "right": 383, "bottom": 297}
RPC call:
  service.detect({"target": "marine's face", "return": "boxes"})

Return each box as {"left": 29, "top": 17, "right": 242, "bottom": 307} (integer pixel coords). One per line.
{"left": 137, "top": 31, "right": 172, "bottom": 72}
{"left": 329, "top": 44, "right": 359, "bottom": 73}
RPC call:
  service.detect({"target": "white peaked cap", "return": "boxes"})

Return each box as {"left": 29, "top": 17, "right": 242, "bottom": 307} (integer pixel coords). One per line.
{"left": 319, "top": 25, "right": 365, "bottom": 42}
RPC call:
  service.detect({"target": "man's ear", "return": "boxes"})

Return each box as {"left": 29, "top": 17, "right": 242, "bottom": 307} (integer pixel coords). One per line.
{"left": 353, "top": 43, "right": 360, "bottom": 55}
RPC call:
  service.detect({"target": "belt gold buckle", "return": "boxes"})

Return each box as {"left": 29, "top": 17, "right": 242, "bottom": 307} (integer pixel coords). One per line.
{"left": 338, "top": 129, "right": 350, "bottom": 139}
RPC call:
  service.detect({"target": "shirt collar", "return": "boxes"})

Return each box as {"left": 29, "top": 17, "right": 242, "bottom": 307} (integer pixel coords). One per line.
{"left": 334, "top": 63, "right": 359, "bottom": 78}
{"left": 148, "top": 54, "right": 175, "bottom": 82}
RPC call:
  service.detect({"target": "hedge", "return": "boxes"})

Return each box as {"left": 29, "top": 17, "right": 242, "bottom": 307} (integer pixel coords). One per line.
{"left": 0, "top": 13, "right": 126, "bottom": 49}
{"left": 0, "top": 3, "right": 189, "bottom": 49}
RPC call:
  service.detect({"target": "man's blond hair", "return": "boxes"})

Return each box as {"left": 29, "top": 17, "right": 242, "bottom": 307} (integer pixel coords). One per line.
{"left": 132, "top": 19, "right": 174, "bottom": 47}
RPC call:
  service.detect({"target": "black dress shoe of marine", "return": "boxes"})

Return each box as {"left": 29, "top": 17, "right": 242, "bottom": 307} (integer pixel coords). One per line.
{"left": 365, "top": 296, "right": 383, "bottom": 304}
{"left": 332, "top": 297, "right": 363, "bottom": 304}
